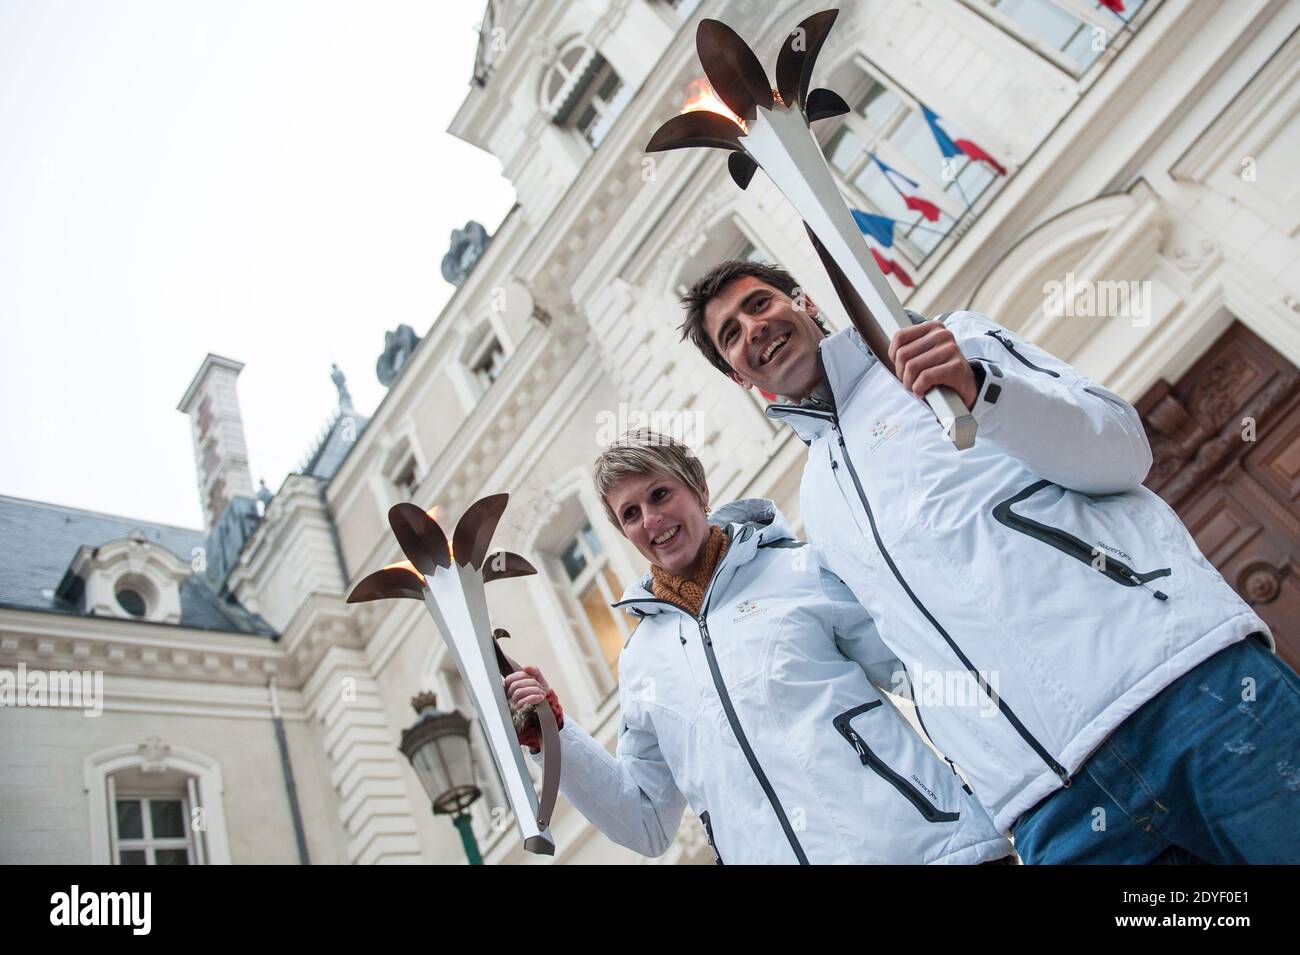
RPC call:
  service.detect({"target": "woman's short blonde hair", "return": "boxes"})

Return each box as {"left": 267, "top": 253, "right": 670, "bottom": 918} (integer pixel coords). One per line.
{"left": 592, "top": 428, "right": 709, "bottom": 528}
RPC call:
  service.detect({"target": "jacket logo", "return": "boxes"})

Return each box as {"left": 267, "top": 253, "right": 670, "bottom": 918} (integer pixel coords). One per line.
{"left": 732, "top": 600, "right": 771, "bottom": 624}
{"left": 1092, "top": 541, "right": 1133, "bottom": 563}
{"left": 910, "top": 775, "right": 939, "bottom": 801}
{"left": 868, "top": 419, "right": 902, "bottom": 451}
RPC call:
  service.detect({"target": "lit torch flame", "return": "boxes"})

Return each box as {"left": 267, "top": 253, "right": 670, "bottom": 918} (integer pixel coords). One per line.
{"left": 680, "top": 77, "right": 746, "bottom": 132}
{"left": 384, "top": 559, "right": 425, "bottom": 583}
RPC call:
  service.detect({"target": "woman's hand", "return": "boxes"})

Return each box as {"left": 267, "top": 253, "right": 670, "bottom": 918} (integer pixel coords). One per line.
{"left": 504, "top": 665, "right": 564, "bottom": 753}
{"left": 505, "top": 664, "right": 550, "bottom": 709}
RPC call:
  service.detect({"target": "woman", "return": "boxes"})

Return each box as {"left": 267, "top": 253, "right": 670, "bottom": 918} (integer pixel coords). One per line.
{"left": 506, "top": 429, "right": 1011, "bottom": 864}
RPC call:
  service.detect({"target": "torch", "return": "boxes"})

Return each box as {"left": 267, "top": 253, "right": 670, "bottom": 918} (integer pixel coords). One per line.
{"left": 647, "top": 9, "right": 976, "bottom": 450}
{"left": 347, "top": 494, "right": 561, "bottom": 856}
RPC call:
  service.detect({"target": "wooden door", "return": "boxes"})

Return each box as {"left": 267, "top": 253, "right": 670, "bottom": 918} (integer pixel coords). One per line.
{"left": 1137, "top": 322, "right": 1300, "bottom": 670}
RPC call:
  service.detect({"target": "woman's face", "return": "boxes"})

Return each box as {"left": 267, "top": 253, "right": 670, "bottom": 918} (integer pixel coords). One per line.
{"left": 607, "top": 471, "right": 711, "bottom": 577}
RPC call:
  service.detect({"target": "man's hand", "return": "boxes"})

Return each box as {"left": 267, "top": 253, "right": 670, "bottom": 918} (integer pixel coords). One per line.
{"left": 504, "top": 665, "right": 564, "bottom": 754}
{"left": 888, "top": 321, "right": 978, "bottom": 409}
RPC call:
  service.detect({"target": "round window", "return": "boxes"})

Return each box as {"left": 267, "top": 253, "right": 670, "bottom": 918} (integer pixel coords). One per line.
{"left": 116, "top": 588, "right": 147, "bottom": 617}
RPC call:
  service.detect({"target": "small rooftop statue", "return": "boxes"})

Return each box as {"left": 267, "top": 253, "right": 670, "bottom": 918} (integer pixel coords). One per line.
{"left": 330, "top": 363, "right": 354, "bottom": 412}
{"left": 441, "top": 220, "right": 492, "bottom": 287}
{"left": 377, "top": 324, "right": 421, "bottom": 387}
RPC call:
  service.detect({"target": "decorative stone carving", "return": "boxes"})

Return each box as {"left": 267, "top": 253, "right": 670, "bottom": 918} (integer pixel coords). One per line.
{"left": 442, "top": 221, "right": 493, "bottom": 287}
{"left": 1142, "top": 336, "right": 1299, "bottom": 506}
{"left": 138, "top": 736, "right": 171, "bottom": 773}
{"left": 527, "top": 34, "right": 558, "bottom": 68}
{"left": 1239, "top": 561, "right": 1285, "bottom": 605}
{"left": 377, "top": 324, "right": 421, "bottom": 387}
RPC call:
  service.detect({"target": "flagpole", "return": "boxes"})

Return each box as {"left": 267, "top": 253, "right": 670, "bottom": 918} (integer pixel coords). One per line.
{"left": 951, "top": 174, "right": 974, "bottom": 214}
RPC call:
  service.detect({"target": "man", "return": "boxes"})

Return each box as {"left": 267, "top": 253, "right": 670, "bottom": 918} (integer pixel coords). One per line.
{"left": 677, "top": 258, "right": 1300, "bottom": 864}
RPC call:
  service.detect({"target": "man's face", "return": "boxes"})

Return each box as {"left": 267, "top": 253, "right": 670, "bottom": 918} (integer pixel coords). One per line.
{"left": 702, "top": 275, "right": 826, "bottom": 401}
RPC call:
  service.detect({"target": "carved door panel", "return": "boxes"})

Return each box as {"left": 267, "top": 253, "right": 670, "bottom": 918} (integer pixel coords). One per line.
{"left": 1138, "top": 322, "right": 1300, "bottom": 670}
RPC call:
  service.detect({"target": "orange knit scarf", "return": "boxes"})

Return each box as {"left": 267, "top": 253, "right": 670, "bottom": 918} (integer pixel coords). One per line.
{"left": 650, "top": 524, "right": 730, "bottom": 616}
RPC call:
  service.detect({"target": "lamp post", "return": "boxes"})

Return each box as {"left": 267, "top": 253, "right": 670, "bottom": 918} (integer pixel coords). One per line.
{"left": 400, "top": 691, "right": 484, "bottom": 865}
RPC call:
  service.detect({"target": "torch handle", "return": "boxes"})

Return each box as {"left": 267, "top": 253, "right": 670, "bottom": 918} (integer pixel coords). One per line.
{"left": 804, "top": 222, "right": 977, "bottom": 450}
{"left": 923, "top": 385, "right": 978, "bottom": 451}
{"left": 493, "top": 629, "right": 561, "bottom": 832}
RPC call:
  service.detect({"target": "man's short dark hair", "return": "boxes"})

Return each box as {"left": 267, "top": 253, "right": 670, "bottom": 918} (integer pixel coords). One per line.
{"left": 677, "top": 259, "right": 828, "bottom": 375}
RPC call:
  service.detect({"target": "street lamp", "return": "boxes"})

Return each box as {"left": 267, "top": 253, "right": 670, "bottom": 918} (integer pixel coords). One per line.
{"left": 400, "top": 691, "right": 484, "bottom": 865}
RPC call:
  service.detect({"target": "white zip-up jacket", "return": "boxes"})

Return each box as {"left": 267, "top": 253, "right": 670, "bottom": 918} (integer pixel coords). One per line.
{"left": 767, "top": 313, "right": 1272, "bottom": 834}
{"left": 531, "top": 498, "right": 1011, "bottom": 864}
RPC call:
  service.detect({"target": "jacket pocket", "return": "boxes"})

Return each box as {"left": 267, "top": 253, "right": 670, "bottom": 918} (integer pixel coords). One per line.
{"left": 992, "top": 480, "right": 1172, "bottom": 600}
{"left": 832, "top": 701, "right": 959, "bottom": 823}
{"left": 699, "top": 810, "right": 723, "bottom": 865}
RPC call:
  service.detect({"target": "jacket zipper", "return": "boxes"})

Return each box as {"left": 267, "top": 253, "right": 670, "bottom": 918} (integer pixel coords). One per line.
{"left": 992, "top": 480, "right": 1171, "bottom": 600}
{"left": 699, "top": 810, "right": 723, "bottom": 865}
{"left": 902, "top": 670, "right": 973, "bottom": 795}
{"left": 770, "top": 402, "right": 1072, "bottom": 787}
{"left": 612, "top": 528, "right": 811, "bottom": 864}
{"left": 985, "top": 330, "right": 1060, "bottom": 377}
{"left": 832, "top": 701, "right": 959, "bottom": 823}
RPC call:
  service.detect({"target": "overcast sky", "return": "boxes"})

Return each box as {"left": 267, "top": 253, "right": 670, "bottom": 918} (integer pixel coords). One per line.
{"left": 0, "top": 0, "right": 515, "bottom": 530}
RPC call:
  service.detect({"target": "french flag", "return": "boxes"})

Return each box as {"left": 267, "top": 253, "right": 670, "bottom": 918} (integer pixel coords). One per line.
{"left": 871, "top": 155, "right": 941, "bottom": 222}
{"left": 921, "top": 105, "right": 1006, "bottom": 176}
{"left": 849, "top": 209, "right": 916, "bottom": 288}
{"left": 871, "top": 247, "right": 914, "bottom": 288}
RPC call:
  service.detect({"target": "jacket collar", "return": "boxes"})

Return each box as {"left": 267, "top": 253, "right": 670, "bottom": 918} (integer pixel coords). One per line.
{"left": 764, "top": 327, "right": 877, "bottom": 443}
{"left": 613, "top": 498, "right": 796, "bottom": 617}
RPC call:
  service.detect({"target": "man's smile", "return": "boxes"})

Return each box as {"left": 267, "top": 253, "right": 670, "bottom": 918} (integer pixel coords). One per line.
{"left": 757, "top": 333, "right": 789, "bottom": 366}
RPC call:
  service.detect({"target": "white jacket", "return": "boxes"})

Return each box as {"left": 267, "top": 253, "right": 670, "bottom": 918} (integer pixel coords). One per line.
{"left": 534, "top": 498, "right": 1011, "bottom": 864}
{"left": 767, "top": 314, "right": 1272, "bottom": 834}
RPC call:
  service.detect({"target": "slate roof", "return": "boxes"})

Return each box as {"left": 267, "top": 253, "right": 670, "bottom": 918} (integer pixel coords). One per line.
{"left": 302, "top": 409, "right": 370, "bottom": 481}
{"left": 0, "top": 494, "right": 276, "bottom": 637}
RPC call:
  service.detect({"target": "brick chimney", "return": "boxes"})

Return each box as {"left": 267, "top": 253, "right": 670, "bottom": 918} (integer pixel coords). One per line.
{"left": 177, "top": 354, "right": 256, "bottom": 530}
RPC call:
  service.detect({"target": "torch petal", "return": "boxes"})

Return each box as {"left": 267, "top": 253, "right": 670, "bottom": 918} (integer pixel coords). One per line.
{"left": 774, "top": 9, "right": 839, "bottom": 111}
{"left": 696, "top": 19, "right": 773, "bottom": 123}
{"left": 388, "top": 502, "right": 451, "bottom": 575}
{"left": 728, "top": 152, "right": 759, "bottom": 189}
{"left": 646, "top": 110, "right": 744, "bottom": 153}
{"left": 805, "top": 87, "right": 850, "bottom": 123}
{"left": 453, "top": 493, "right": 510, "bottom": 570}
{"left": 347, "top": 566, "right": 425, "bottom": 603}
{"left": 482, "top": 551, "right": 539, "bottom": 583}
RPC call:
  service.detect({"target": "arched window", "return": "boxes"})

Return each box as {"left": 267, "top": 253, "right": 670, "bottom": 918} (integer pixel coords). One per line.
{"left": 112, "top": 770, "right": 198, "bottom": 865}
{"left": 85, "top": 740, "right": 231, "bottom": 865}
{"left": 541, "top": 40, "right": 632, "bottom": 149}
{"left": 379, "top": 437, "right": 422, "bottom": 505}
{"left": 456, "top": 318, "right": 511, "bottom": 405}
{"left": 529, "top": 492, "right": 632, "bottom": 703}
{"left": 62, "top": 537, "right": 188, "bottom": 625}
{"left": 554, "top": 517, "right": 631, "bottom": 684}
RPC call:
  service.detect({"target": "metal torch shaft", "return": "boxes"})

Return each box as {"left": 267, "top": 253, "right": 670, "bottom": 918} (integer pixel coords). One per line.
{"left": 424, "top": 567, "right": 555, "bottom": 855}
{"left": 739, "top": 105, "right": 976, "bottom": 450}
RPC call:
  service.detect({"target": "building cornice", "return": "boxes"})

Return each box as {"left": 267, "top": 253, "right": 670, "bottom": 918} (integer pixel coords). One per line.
{"left": 0, "top": 606, "right": 290, "bottom": 687}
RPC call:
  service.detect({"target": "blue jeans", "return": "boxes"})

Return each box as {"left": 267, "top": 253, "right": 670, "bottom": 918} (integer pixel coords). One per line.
{"left": 1012, "top": 634, "right": 1300, "bottom": 864}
